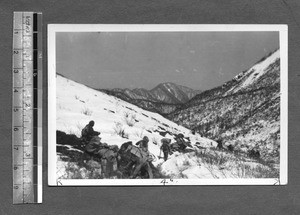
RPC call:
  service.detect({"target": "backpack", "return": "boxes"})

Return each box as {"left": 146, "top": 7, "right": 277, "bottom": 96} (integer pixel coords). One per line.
{"left": 85, "top": 142, "right": 99, "bottom": 154}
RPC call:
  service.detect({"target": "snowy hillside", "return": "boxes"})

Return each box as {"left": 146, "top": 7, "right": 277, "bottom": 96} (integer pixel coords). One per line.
{"left": 56, "top": 75, "right": 211, "bottom": 148}
{"left": 169, "top": 49, "right": 281, "bottom": 164}
{"left": 56, "top": 74, "right": 277, "bottom": 180}
{"left": 228, "top": 49, "right": 280, "bottom": 93}
{"left": 56, "top": 74, "right": 217, "bottom": 178}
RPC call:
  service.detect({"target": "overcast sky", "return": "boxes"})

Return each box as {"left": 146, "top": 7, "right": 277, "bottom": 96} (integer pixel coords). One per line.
{"left": 56, "top": 31, "right": 279, "bottom": 91}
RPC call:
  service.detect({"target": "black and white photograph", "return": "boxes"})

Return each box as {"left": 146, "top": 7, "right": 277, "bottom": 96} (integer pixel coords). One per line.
{"left": 48, "top": 25, "right": 287, "bottom": 186}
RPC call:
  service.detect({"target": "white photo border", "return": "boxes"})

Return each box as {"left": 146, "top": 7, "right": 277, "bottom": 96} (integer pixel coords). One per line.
{"left": 48, "top": 24, "right": 288, "bottom": 186}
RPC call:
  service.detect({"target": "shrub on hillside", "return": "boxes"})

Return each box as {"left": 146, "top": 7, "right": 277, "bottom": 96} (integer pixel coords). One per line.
{"left": 123, "top": 111, "right": 137, "bottom": 127}
{"left": 81, "top": 107, "right": 93, "bottom": 116}
{"left": 113, "top": 122, "right": 128, "bottom": 138}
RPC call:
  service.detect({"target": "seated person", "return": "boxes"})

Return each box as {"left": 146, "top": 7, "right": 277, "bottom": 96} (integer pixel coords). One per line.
{"left": 135, "top": 136, "right": 149, "bottom": 152}
{"left": 81, "top": 120, "right": 100, "bottom": 143}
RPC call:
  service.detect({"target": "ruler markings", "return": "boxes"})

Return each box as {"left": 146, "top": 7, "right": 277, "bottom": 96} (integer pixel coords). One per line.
{"left": 13, "top": 12, "right": 42, "bottom": 204}
{"left": 14, "top": 145, "right": 29, "bottom": 147}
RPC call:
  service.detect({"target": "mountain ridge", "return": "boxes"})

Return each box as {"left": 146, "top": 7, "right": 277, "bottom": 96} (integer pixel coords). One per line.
{"left": 99, "top": 82, "right": 202, "bottom": 115}
{"left": 109, "top": 82, "right": 202, "bottom": 104}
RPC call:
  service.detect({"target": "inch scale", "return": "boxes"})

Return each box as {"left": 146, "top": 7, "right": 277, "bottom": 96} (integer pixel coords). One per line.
{"left": 12, "top": 12, "right": 42, "bottom": 204}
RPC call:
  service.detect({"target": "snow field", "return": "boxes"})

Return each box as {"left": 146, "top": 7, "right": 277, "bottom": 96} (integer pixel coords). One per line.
{"left": 56, "top": 75, "right": 217, "bottom": 169}
{"left": 56, "top": 74, "right": 278, "bottom": 179}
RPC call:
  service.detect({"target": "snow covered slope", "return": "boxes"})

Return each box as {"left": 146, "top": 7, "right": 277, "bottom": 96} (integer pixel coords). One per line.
{"left": 228, "top": 49, "right": 280, "bottom": 93}
{"left": 169, "top": 49, "right": 281, "bottom": 164}
{"left": 56, "top": 74, "right": 278, "bottom": 179}
{"left": 56, "top": 74, "right": 215, "bottom": 165}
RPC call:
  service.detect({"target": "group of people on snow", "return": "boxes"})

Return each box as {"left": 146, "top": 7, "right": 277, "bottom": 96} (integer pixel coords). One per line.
{"left": 80, "top": 120, "right": 190, "bottom": 163}
{"left": 75, "top": 120, "right": 263, "bottom": 179}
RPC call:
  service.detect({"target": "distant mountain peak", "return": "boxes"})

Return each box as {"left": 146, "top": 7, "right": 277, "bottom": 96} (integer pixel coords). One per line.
{"left": 107, "top": 82, "right": 202, "bottom": 105}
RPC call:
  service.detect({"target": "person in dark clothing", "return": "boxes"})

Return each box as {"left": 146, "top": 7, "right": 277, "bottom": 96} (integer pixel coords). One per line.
{"left": 216, "top": 139, "right": 224, "bottom": 150}
{"left": 191, "top": 129, "right": 196, "bottom": 135}
{"left": 175, "top": 133, "right": 188, "bottom": 151}
{"left": 81, "top": 120, "right": 101, "bottom": 144}
{"left": 135, "top": 136, "right": 149, "bottom": 152}
{"left": 160, "top": 138, "right": 171, "bottom": 161}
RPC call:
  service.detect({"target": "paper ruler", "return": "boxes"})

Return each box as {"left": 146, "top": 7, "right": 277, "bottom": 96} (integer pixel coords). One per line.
{"left": 12, "top": 12, "right": 42, "bottom": 204}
